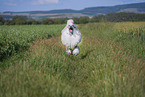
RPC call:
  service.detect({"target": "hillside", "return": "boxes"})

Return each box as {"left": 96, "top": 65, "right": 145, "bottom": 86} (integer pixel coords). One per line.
{"left": 81, "top": 2, "right": 145, "bottom": 15}
{"left": 1, "top": 2, "right": 145, "bottom": 20}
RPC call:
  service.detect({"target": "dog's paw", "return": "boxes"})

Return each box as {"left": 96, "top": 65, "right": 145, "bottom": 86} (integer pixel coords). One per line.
{"left": 73, "top": 46, "right": 79, "bottom": 56}
{"left": 66, "top": 49, "right": 72, "bottom": 55}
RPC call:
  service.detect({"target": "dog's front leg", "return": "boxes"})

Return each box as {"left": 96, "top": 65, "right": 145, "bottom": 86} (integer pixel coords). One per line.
{"left": 66, "top": 46, "right": 72, "bottom": 55}
{"left": 73, "top": 45, "right": 79, "bottom": 56}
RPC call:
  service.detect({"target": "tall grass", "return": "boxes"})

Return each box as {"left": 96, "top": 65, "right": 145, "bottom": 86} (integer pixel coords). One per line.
{"left": 0, "top": 22, "right": 144, "bottom": 97}
{"left": 0, "top": 25, "right": 65, "bottom": 60}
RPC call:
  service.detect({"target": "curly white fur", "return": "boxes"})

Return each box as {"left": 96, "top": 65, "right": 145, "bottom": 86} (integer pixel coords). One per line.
{"left": 61, "top": 19, "right": 81, "bottom": 55}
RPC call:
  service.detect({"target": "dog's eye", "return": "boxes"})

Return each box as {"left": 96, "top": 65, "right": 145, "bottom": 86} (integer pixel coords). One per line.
{"left": 72, "top": 25, "right": 76, "bottom": 28}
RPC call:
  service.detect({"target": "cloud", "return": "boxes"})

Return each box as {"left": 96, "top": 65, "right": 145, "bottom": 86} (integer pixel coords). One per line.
{"left": 32, "top": 0, "right": 59, "bottom": 5}
{"left": 5, "top": 3, "right": 17, "bottom": 6}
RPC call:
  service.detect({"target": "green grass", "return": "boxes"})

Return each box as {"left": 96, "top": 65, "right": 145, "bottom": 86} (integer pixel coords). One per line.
{"left": 0, "top": 22, "right": 145, "bottom": 97}
{"left": 0, "top": 25, "right": 65, "bottom": 60}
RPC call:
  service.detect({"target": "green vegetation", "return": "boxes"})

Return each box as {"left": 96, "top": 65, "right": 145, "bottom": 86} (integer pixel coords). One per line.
{"left": 1, "top": 12, "right": 145, "bottom": 25}
{"left": 0, "top": 22, "right": 145, "bottom": 97}
{"left": 0, "top": 25, "right": 65, "bottom": 60}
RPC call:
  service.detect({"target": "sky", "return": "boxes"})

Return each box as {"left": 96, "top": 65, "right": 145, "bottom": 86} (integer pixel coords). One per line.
{"left": 0, "top": 0, "right": 145, "bottom": 12}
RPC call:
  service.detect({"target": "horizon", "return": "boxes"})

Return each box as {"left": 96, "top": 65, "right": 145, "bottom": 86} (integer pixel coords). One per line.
{"left": 0, "top": 0, "right": 145, "bottom": 12}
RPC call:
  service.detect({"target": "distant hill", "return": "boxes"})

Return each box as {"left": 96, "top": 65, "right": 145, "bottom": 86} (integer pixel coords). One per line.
{"left": 1, "top": 2, "right": 145, "bottom": 20}
{"left": 80, "top": 2, "right": 145, "bottom": 15}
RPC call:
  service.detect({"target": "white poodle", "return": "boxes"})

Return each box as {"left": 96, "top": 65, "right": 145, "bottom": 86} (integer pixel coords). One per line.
{"left": 61, "top": 19, "right": 81, "bottom": 56}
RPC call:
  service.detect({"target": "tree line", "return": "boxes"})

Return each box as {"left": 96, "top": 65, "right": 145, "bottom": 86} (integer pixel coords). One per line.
{"left": 0, "top": 12, "right": 145, "bottom": 25}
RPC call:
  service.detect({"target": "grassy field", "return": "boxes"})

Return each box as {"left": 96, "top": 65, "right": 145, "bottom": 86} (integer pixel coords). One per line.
{"left": 0, "top": 25, "right": 64, "bottom": 60}
{"left": 0, "top": 22, "right": 144, "bottom": 97}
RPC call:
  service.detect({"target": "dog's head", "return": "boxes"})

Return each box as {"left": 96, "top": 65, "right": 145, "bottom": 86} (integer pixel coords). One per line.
{"left": 67, "top": 19, "right": 75, "bottom": 34}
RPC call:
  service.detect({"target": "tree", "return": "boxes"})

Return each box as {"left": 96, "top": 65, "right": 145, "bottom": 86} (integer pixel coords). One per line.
{"left": 79, "top": 17, "right": 89, "bottom": 24}
{"left": 90, "top": 15, "right": 106, "bottom": 23}
{"left": 15, "top": 19, "right": 26, "bottom": 25}
{"left": 0, "top": 16, "right": 5, "bottom": 25}
{"left": 73, "top": 17, "right": 80, "bottom": 24}
{"left": 54, "top": 18, "right": 65, "bottom": 24}
{"left": 42, "top": 18, "right": 54, "bottom": 25}
{"left": 27, "top": 19, "right": 40, "bottom": 25}
{"left": 11, "top": 15, "right": 28, "bottom": 25}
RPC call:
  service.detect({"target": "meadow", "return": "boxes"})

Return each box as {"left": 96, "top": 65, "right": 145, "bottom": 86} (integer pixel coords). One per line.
{"left": 0, "top": 22, "right": 144, "bottom": 97}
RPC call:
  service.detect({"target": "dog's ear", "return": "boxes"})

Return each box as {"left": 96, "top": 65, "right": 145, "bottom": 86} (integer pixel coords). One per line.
{"left": 73, "top": 24, "right": 77, "bottom": 28}
{"left": 67, "top": 25, "right": 70, "bottom": 28}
